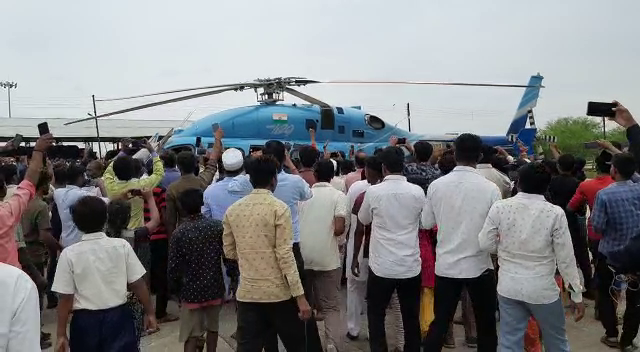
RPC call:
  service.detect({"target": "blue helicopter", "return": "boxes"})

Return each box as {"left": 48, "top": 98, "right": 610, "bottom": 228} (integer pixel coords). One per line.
{"left": 66, "top": 75, "right": 545, "bottom": 156}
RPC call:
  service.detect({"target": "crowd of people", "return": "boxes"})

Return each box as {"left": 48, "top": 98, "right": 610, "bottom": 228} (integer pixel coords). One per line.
{"left": 1, "top": 101, "right": 640, "bottom": 352}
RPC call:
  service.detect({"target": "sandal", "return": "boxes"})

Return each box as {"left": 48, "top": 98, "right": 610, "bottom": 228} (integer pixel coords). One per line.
{"left": 157, "top": 313, "right": 179, "bottom": 324}
{"left": 601, "top": 335, "right": 620, "bottom": 349}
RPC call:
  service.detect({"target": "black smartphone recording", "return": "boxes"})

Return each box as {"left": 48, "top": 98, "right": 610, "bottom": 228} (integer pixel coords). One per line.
{"left": 397, "top": 137, "right": 407, "bottom": 145}
{"left": 587, "top": 102, "right": 616, "bottom": 118}
{"left": 37, "top": 122, "right": 50, "bottom": 136}
{"left": 195, "top": 136, "right": 202, "bottom": 148}
{"left": 584, "top": 141, "right": 600, "bottom": 149}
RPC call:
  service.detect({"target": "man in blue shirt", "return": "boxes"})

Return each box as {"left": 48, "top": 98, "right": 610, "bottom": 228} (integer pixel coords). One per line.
{"left": 591, "top": 152, "right": 640, "bottom": 351}
{"left": 202, "top": 148, "right": 246, "bottom": 303}
{"left": 202, "top": 148, "right": 245, "bottom": 221}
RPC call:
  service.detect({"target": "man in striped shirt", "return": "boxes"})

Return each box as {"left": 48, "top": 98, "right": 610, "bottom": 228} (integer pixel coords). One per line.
{"left": 144, "top": 185, "right": 178, "bottom": 323}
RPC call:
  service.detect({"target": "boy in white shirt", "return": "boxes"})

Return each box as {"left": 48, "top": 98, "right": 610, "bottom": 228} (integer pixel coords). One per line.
{"left": 52, "top": 195, "right": 157, "bottom": 352}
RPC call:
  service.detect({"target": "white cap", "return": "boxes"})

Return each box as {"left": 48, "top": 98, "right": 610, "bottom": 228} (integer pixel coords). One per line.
{"left": 222, "top": 148, "right": 244, "bottom": 171}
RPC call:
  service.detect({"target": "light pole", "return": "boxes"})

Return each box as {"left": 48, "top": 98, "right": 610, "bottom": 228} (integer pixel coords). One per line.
{"left": 0, "top": 81, "right": 17, "bottom": 118}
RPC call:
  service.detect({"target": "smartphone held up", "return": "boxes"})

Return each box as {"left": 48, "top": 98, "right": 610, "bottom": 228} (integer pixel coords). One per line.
{"left": 587, "top": 102, "right": 616, "bottom": 118}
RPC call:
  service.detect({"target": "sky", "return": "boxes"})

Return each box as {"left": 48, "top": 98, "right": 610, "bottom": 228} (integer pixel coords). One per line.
{"left": 2, "top": 0, "right": 639, "bottom": 136}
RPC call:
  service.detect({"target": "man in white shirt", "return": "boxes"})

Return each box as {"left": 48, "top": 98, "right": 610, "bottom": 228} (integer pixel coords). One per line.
{"left": 0, "top": 262, "right": 40, "bottom": 352}
{"left": 479, "top": 162, "right": 584, "bottom": 352}
{"left": 345, "top": 173, "right": 369, "bottom": 340}
{"left": 54, "top": 164, "right": 109, "bottom": 248}
{"left": 299, "top": 159, "right": 349, "bottom": 352}
{"left": 476, "top": 145, "right": 512, "bottom": 199}
{"left": 52, "top": 196, "right": 157, "bottom": 352}
{"left": 421, "top": 134, "right": 501, "bottom": 352}
{"left": 358, "top": 146, "right": 425, "bottom": 352}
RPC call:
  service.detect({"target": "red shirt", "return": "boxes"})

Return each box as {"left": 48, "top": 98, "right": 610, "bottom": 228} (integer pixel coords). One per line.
{"left": 143, "top": 187, "right": 168, "bottom": 240}
{"left": 568, "top": 175, "right": 614, "bottom": 240}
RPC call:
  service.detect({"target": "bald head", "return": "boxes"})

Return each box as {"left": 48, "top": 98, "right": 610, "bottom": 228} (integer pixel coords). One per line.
{"left": 86, "top": 160, "right": 104, "bottom": 179}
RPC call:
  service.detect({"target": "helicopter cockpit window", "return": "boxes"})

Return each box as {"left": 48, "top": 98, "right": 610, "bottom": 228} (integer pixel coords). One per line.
{"left": 365, "top": 114, "right": 385, "bottom": 130}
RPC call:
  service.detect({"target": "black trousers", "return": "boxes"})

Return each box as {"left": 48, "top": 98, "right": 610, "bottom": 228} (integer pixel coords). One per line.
{"left": 263, "top": 243, "right": 323, "bottom": 352}
{"left": 571, "top": 223, "right": 593, "bottom": 291}
{"left": 45, "top": 249, "right": 58, "bottom": 305}
{"left": 423, "top": 269, "right": 497, "bottom": 352}
{"left": 237, "top": 300, "right": 306, "bottom": 352}
{"left": 366, "top": 267, "right": 422, "bottom": 352}
{"left": 596, "top": 253, "right": 640, "bottom": 348}
{"left": 70, "top": 304, "right": 138, "bottom": 352}
{"left": 149, "top": 238, "right": 169, "bottom": 318}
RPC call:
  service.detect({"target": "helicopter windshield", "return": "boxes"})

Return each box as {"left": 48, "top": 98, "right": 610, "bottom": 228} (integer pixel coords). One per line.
{"left": 365, "top": 114, "right": 385, "bottom": 130}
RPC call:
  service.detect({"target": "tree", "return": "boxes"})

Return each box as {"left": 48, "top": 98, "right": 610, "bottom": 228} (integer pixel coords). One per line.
{"left": 537, "top": 116, "right": 625, "bottom": 159}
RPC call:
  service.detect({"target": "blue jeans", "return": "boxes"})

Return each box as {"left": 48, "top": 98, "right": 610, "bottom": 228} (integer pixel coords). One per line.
{"left": 498, "top": 295, "right": 569, "bottom": 352}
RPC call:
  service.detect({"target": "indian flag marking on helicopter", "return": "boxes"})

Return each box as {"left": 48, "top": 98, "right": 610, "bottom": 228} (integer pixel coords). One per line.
{"left": 272, "top": 114, "right": 288, "bottom": 124}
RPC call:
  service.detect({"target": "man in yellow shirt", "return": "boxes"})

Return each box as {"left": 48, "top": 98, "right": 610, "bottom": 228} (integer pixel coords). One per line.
{"left": 104, "top": 140, "right": 164, "bottom": 229}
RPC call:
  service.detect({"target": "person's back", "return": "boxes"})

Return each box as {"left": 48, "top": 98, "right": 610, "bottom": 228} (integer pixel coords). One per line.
{"left": 0, "top": 262, "right": 40, "bottom": 352}
{"left": 57, "top": 233, "right": 140, "bottom": 309}
{"left": 424, "top": 167, "right": 500, "bottom": 278}
{"left": 482, "top": 193, "right": 575, "bottom": 301}
{"left": 170, "top": 214, "right": 228, "bottom": 302}
{"left": 299, "top": 161, "right": 348, "bottom": 271}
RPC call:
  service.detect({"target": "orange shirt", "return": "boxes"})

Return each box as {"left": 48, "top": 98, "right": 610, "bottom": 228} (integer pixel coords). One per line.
{"left": 0, "top": 180, "right": 36, "bottom": 268}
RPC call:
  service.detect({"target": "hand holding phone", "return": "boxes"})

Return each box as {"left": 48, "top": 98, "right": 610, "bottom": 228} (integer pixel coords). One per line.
{"left": 584, "top": 141, "right": 600, "bottom": 149}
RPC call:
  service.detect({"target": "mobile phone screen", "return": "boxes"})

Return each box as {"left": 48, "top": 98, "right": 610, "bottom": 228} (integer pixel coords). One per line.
{"left": 195, "top": 136, "right": 202, "bottom": 148}
{"left": 212, "top": 123, "right": 220, "bottom": 133}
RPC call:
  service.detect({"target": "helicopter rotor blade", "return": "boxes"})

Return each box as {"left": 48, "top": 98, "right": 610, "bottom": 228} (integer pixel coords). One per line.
{"left": 65, "top": 86, "right": 244, "bottom": 126}
{"left": 95, "top": 82, "right": 258, "bottom": 102}
{"left": 284, "top": 87, "right": 330, "bottom": 107}
{"left": 323, "top": 80, "right": 544, "bottom": 89}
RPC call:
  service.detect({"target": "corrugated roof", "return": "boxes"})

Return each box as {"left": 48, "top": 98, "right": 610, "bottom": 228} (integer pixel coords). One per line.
{"left": 0, "top": 117, "right": 183, "bottom": 139}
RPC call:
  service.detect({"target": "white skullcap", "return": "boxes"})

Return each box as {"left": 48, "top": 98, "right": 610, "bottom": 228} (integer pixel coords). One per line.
{"left": 222, "top": 148, "right": 244, "bottom": 171}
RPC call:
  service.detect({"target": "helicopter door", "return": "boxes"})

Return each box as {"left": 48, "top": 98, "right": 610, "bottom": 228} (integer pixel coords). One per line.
{"left": 320, "top": 107, "right": 335, "bottom": 130}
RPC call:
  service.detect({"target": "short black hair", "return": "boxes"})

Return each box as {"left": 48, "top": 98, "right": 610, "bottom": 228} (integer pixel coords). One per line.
{"left": 354, "top": 152, "right": 367, "bottom": 169}
{"left": 314, "top": 159, "right": 335, "bottom": 183}
{"left": 298, "top": 146, "right": 318, "bottom": 168}
{"left": 454, "top": 134, "right": 483, "bottom": 164}
{"left": 53, "top": 163, "right": 68, "bottom": 184}
{"left": 518, "top": 162, "right": 552, "bottom": 195}
{"left": 595, "top": 151, "right": 613, "bottom": 174}
{"left": 557, "top": 154, "right": 576, "bottom": 173}
{"left": 340, "top": 160, "right": 355, "bottom": 175}
{"left": 438, "top": 149, "right": 456, "bottom": 175}
{"left": 67, "top": 163, "right": 86, "bottom": 185}
{"left": 106, "top": 200, "right": 131, "bottom": 237}
{"left": 612, "top": 153, "right": 637, "bottom": 180}
{"left": 71, "top": 196, "right": 108, "bottom": 233}
{"left": 379, "top": 146, "right": 405, "bottom": 174}
{"left": 542, "top": 159, "right": 559, "bottom": 176}
{"left": 176, "top": 151, "right": 197, "bottom": 174}
{"left": 414, "top": 141, "right": 434, "bottom": 163}
{"left": 0, "top": 164, "right": 18, "bottom": 185}
{"left": 104, "top": 150, "right": 119, "bottom": 164}
{"left": 365, "top": 155, "right": 383, "bottom": 175}
{"left": 113, "top": 155, "right": 135, "bottom": 181}
{"left": 264, "top": 140, "right": 286, "bottom": 165}
{"left": 247, "top": 155, "right": 279, "bottom": 189}
{"left": 479, "top": 144, "right": 497, "bottom": 164}
{"left": 179, "top": 188, "right": 204, "bottom": 216}
{"left": 160, "top": 150, "right": 177, "bottom": 168}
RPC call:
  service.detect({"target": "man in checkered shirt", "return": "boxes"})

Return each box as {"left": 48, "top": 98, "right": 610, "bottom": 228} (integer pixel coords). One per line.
{"left": 591, "top": 152, "right": 640, "bottom": 351}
